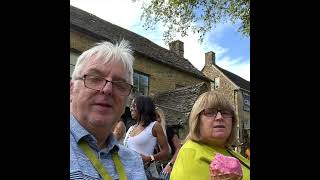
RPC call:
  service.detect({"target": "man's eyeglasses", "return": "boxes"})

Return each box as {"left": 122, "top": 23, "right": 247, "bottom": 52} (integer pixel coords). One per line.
{"left": 201, "top": 108, "right": 233, "bottom": 118}
{"left": 76, "top": 75, "right": 133, "bottom": 96}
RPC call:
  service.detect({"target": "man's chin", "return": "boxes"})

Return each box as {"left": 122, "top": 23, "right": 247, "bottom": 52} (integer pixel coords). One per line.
{"left": 89, "top": 115, "right": 114, "bottom": 127}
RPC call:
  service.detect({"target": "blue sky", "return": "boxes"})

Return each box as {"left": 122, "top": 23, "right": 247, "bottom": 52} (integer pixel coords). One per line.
{"left": 70, "top": 0, "right": 250, "bottom": 81}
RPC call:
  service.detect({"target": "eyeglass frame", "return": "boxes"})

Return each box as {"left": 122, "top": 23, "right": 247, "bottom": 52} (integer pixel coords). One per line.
{"left": 200, "top": 108, "right": 234, "bottom": 119}
{"left": 75, "top": 74, "right": 133, "bottom": 96}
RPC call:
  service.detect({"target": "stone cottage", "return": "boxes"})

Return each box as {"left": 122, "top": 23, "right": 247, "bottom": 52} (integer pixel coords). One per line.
{"left": 202, "top": 51, "right": 250, "bottom": 152}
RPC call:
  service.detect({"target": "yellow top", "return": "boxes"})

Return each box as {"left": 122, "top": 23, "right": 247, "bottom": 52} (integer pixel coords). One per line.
{"left": 170, "top": 140, "right": 250, "bottom": 180}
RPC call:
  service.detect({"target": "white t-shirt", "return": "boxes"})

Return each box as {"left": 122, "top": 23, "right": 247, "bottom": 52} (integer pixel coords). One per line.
{"left": 124, "top": 121, "right": 157, "bottom": 156}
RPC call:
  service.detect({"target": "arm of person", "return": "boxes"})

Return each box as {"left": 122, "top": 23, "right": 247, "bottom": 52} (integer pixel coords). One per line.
{"left": 162, "top": 134, "right": 182, "bottom": 174}
{"left": 150, "top": 121, "right": 169, "bottom": 162}
{"left": 113, "top": 121, "right": 126, "bottom": 141}
{"left": 112, "top": 126, "right": 120, "bottom": 140}
{"left": 119, "top": 121, "right": 126, "bottom": 139}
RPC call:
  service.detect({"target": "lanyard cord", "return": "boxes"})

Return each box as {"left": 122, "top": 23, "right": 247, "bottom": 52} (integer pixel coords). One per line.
{"left": 226, "top": 149, "right": 250, "bottom": 170}
{"left": 79, "top": 140, "right": 128, "bottom": 180}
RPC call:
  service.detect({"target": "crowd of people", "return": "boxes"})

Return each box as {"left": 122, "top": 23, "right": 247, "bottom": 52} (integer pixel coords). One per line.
{"left": 70, "top": 40, "right": 250, "bottom": 180}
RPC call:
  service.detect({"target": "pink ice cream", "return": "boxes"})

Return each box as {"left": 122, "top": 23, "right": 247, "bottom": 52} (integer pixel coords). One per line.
{"left": 210, "top": 153, "right": 243, "bottom": 177}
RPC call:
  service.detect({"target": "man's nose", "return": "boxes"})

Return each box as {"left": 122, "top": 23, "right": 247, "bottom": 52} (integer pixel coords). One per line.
{"left": 101, "top": 81, "right": 113, "bottom": 95}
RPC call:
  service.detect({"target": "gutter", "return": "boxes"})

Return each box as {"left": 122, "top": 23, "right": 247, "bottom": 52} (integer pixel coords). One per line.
{"left": 233, "top": 88, "right": 241, "bottom": 147}
{"left": 239, "top": 87, "right": 250, "bottom": 93}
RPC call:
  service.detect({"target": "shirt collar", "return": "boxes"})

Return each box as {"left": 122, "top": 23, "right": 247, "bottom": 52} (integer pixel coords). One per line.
{"left": 70, "top": 114, "right": 119, "bottom": 152}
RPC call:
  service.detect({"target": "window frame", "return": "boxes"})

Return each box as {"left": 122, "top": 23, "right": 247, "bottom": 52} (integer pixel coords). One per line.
{"left": 133, "top": 70, "right": 150, "bottom": 96}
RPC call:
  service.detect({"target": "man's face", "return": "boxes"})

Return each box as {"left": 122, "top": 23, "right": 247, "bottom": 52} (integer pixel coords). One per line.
{"left": 70, "top": 57, "right": 129, "bottom": 131}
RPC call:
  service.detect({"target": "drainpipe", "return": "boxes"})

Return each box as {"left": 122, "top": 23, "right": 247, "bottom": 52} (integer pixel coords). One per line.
{"left": 234, "top": 89, "right": 241, "bottom": 153}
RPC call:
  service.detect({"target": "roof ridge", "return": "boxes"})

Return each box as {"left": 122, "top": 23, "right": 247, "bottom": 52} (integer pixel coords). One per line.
{"left": 214, "top": 65, "right": 250, "bottom": 90}
{"left": 216, "top": 65, "right": 249, "bottom": 83}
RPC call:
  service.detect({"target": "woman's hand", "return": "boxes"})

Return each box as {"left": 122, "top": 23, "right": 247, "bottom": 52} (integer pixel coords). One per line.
{"left": 161, "top": 163, "right": 172, "bottom": 176}
{"left": 140, "top": 154, "right": 150, "bottom": 164}
{"left": 210, "top": 169, "right": 242, "bottom": 180}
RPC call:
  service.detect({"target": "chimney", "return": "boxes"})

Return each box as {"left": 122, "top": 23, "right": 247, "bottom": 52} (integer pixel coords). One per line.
{"left": 205, "top": 51, "right": 216, "bottom": 66}
{"left": 169, "top": 40, "right": 184, "bottom": 57}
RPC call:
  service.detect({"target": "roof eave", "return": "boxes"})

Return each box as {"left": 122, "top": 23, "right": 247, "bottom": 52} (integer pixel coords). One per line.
{"left": 70, "top": 24, "right": 210, "bottom": 81}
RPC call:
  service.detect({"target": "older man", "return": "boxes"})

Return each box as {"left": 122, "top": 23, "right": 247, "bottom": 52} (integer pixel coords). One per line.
{"left": 70, "top": 40, "right": 147, "bottom": 180}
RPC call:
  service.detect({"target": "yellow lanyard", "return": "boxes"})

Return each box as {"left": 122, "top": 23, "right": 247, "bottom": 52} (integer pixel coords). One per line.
{"left": 79, "top": 140, "right": 128, "bottom": 180}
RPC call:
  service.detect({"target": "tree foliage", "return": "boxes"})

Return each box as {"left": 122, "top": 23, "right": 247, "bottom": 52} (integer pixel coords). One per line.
{"left": 135, "top": 0, "right": 250, "bottom": 44}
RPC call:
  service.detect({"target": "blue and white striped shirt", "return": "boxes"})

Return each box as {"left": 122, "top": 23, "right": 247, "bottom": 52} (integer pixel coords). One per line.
{"left": 70, "top": 115, "right": 147, "bottom": 180}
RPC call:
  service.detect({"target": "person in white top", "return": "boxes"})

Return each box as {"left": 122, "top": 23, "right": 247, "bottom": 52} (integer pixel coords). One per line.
{"left": 124, "top": 96, "right": 169, "bottom": 179}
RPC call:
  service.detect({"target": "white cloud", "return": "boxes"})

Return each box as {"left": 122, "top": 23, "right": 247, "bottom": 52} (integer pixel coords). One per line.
{"left": 70, "top": 0, "right": 250, "bottom": 81}
{"left": 217, "top": 57, "right": 250, "bottom": 81}
{"left": 70, "top": 0, "right": 143, "bottom": 29}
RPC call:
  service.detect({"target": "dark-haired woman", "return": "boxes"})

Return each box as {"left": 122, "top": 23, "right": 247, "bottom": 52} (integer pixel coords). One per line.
{"left": 124, "top": 96, "right": 169, "bottom": 179}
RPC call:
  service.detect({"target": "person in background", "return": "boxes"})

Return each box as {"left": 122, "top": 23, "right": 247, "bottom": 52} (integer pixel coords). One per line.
{"left": 155, "top": 108, "right": 182, "bottom": 180}
{"left": 170, "top": 91, "right": 250, "bottom": 180}
{"left": 124, "top": 96, "right": 169, "bottom": 179}
{"left": 245, "top": 144, "right": 250, "bottom": 160}
{"left": 70, "top": 40, "right": 147, "bottom": 180}
{"left": 155, "top": 107, "right": 171, "bottom": 155}
{"left": 113, "top": 115, "right": 127, "bottom": 144}
{"left": 155, "top": 107, "right": 169, "bottom": 145}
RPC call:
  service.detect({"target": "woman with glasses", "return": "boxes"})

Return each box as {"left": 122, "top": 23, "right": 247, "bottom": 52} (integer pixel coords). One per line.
{"left": 170, "top": 91, "right": 250, "bottom": 180}
{"left": 124, "top": 96, "right": 169, "bottom": 179}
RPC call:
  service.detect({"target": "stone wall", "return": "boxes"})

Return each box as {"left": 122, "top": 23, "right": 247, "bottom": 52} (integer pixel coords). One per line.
{"left": 202, "top": 64, "right": 237, "bottom": 105}
{"left": 70, "top": 30, "right": 97, "bottom": 52}
{"left": 134, "top": 54, "right": 209, "bottom": 96}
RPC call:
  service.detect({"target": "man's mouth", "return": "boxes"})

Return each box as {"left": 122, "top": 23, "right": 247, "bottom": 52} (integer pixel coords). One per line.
{"left": 214, "top": 125, "right": 225, "bottom": 128}
{"left": 94, "top": 103, "right": 112, "bottom": 108}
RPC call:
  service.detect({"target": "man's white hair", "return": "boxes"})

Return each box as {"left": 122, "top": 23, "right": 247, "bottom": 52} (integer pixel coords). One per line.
{"left": 71, "top": 40, "right": 134, "bottom": 84}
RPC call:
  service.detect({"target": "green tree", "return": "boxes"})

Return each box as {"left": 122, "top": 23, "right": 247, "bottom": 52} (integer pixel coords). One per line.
{"left": 135, "top": 0, "right": 250, "bottom": 44}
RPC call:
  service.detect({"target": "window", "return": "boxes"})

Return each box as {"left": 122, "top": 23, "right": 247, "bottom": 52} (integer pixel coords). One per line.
{"left": 133, "top": 71, "right": 149, "bottom": 95}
